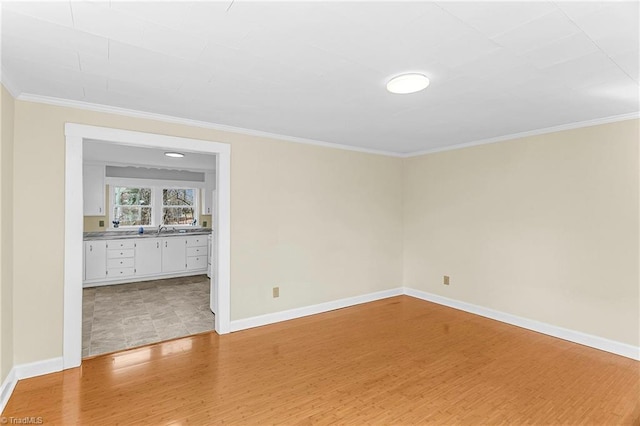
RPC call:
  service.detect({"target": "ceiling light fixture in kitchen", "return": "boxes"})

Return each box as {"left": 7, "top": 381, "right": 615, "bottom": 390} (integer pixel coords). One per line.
{"left": 386, "top": 73, "right": 430, "bottom": 94}
{"left": 164, "top": 152, "right": 185, "bottom": 158}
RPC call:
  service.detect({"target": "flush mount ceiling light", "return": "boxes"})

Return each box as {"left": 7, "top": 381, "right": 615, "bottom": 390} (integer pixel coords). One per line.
{"left": 386, "top": 73, "right": 430, "bottom": 94}
{"left": 164, "top": 152, "right": 185, "bottom": 158}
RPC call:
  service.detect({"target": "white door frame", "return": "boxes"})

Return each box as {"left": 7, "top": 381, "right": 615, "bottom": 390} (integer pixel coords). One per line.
{"left": 63, "top": 123, "right": 231, "bottom": 369}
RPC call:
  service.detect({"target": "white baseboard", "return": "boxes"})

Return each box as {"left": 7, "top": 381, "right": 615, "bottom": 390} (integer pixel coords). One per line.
{"left": 403, "top": 288, "right": 640, "bottom": 361}
{"left": 0, "top": 357, "right": 63, "bottom": 414}
{"left": 14, "top": 357, "right": 63, "bottom": 380}
{"left": 2, "top": 288, "right": 636, "bottom": 413}
{"left": 83, "top": 270, "right": 207, "bottom": 288}
{"left": 230, "top": 288, "right": 404, "bottom": 332}
{"left": 0, "top": 368, "right": 17, "bottom": 414}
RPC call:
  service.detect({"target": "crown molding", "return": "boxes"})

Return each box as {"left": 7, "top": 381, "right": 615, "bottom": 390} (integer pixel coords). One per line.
{"left": 0, "top": 67, "right": 22, "bottom": 98}
{"left": 14, "top": 91, "right": 639, "bottom": 159}
{"left": 402, "top": 112, "right": 640, "bottom": 158}
{"left": 16, "top": 92, "right": 403, "bottom": 158}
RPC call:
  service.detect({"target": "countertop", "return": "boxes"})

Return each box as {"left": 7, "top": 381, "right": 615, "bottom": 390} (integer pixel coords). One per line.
{"left": 84, "top": 228, "right": 212, "bottom": 241}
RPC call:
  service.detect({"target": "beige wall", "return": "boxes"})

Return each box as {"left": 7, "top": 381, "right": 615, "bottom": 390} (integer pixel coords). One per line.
{"left": 1, "top": 85, "right": 15, "bottom": 382}
{"left": 403, "top": 119, "right": 640, "bottom": 346}
{"left": 6, "top": 94, "right": 639, "bottom": 368}
{"left": 12, "top": 100, "right": 404, "bottom": 365}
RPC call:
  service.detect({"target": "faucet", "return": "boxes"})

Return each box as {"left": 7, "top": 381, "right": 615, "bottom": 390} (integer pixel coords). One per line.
{"left": 157, "top": 224, "right": 167, "bottom": 235}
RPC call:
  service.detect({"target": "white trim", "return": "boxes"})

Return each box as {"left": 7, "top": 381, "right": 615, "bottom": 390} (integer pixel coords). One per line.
{"left": 83, "top": 269, "right": 208, "bottom": 288}
{"left": 64, "top": 123, "right": 232, "bottom": 370}
{"left": 0, "top": 68, "right": 22, "bottom": 99}
{"left": 2, "top": 286, "right": 636, "bottom": 409}
{"left": 17, "top": 92, "right": 640, "bottom": 159}
{"left": 0, "top": 368, "right": 17, "bottom": 414}
{"left": 230, "top": 288, "right": 404, "bottom": 332}
{"left": 403, "top": 112, "right": 640, "bottom": 157}
{"left": 105, "top": 178, "right": 206, "bottom": 189}
{"left": 403, "top": 288, "right": 640, "bottom": 361}
{"left": 13, "top": 357, "right": 63, "bottom": 380}
{"left": 0, "top": 357, "right": 64, "bottom": 413}
{"left": 21, "top": 93, "right": 401, "bottom": 158}
{"left": 64, "top": 135, "right": 84, "bottom": 369}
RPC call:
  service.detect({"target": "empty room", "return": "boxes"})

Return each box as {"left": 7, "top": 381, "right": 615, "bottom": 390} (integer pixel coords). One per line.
{"left": 0, "top": 1, "right": 638, "bottom": 424}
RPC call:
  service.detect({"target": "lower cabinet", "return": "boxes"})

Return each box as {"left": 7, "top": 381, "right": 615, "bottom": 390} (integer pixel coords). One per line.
{"left": 106, "top": 239, "right": 135, "bottom": 278}
{"left": 85, "top": 240, "right": 107, "bottom": 281}
{"left": 162, "top": 237, "right": 187, "bottom": 273}
{"left": 83, "top": 234, "right": 210, "bottom": 286}
{"left": 135, "top": 238, "right": 162, "bottom": 275}
{"left": 186, "top": 237, "right": 208, "bottom": 271}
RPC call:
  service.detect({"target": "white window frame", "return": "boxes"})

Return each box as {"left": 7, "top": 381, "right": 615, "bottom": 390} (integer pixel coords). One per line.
{"left": 111, "top": 185, "right": 154, "bottom": 228}
{"left": 108, "top": 183, "right": 200, "bottom": 230}
{"left": 161, "top": 186, "right": 199, "bottom": 226}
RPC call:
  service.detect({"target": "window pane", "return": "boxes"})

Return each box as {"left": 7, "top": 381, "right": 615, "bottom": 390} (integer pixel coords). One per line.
{"left": 116, "top": 206, "right": 152, "bottom": 226}
{"left": 163, "top": 207, "right": 195, "bottom": 225}
{"left": 163, "top": 189, "right": 194, "bottom": 206}
{"left": 115, "top": 187, "right": 152, "bottom": 206}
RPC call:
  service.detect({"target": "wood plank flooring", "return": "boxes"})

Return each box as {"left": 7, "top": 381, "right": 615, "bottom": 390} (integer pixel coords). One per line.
{"left": 3, "top": 296, "right": 639, "bottom": 424}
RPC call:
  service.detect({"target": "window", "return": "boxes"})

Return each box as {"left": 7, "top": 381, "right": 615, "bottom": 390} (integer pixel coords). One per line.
{"left": 162, "top": 188, "right": 196, "bottom": 226}
{"left": 113, "top": 187, "right": 152, "bottom": 226}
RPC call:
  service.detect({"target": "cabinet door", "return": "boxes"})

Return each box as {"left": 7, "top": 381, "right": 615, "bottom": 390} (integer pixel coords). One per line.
{"left": 201, "top": 172, "right": 215, "bottom": 215}
{"left": 85, "top": 241, "right": 107, "bottom": 281}
{"left": 161, "top": 237, "right": 186, "bottom": 273}
{"left": 83, "top": 164, "right": 105, "bottom": 216}
{"left": 135, "top": 238, "right": 162, "bottom": 276}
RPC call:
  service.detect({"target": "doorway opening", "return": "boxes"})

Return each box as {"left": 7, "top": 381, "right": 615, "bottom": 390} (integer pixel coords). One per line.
{"left": 64, "top": 123, "right": 231, "bottom": 369}
{"left": 81, "top": 142, "right": 218, "bottom": 357}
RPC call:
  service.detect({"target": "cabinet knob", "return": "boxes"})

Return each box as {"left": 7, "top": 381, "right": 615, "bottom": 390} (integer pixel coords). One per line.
{"left": 89, "top": 245, "right": 92, "bottom": 252}
{"left": 157, "top": 242, "right": 159, "bottom": 249}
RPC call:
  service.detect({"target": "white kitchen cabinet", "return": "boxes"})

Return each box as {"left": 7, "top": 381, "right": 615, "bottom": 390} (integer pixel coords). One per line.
{"left": 201, "top": 172, "right": 215, "bottom": 215}
{"left": 106, "top": 239, "right": 134, "bottom": 278}
{"left": 162, "top": 237, "right": 187, "bottom": 273}
{"left": 84, "top": 241, "right": 107, "bottom": 281}
{"left": 135, "top": 238, "right": 162, "bottom": 276}
{"left": 83, "top": 164, "right": 106, "bottom": 216}
{"left": 186, "top": 235, "right": 208, "bottom": 272}
{"left": 186, "top": 255, "right": 207, "bottom": 270}
{"left": 84, "top": 233, "right": 211, "bottom": 286}
{"left": 186, "top": 235, "right": 207, "bottom": 248}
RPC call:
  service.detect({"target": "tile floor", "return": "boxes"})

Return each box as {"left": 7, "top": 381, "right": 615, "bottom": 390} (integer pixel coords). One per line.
{"left": 82, "top": 275, "right": 214, "bottom": 358}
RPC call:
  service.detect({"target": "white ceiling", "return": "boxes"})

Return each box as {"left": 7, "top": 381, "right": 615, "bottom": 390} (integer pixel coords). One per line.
{"left": 84, "top": 139, "right": 216, "bottom": 172}
{"left": 1, "top": 1, "right": 638, "bottom": 154}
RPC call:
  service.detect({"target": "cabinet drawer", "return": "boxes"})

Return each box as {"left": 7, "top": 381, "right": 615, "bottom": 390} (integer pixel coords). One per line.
{"left": 107, "top": 249, "right": 134, "bottom": 259}
{"left": 107, "top": 258, "right": 134, "bottom": 268}
{"left": 107, "top": 240, "right": 135, "bottom": 250}
{"left": 186, "top": 236, "right": 207, "bottom": 247}
{"left": 186, "top": 255, "right": 207, "bottom": 270}
{"left": 106, "top": 267, "right": 135, "bottom": 278}
{"left": 186, "top": 246, "right": 206, "bottom": 257}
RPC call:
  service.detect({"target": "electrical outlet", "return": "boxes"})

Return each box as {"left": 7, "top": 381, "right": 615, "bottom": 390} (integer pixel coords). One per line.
{"left": 203, "top": 221, "right": 208, "bottom": 227}
{"left": 99, "top": 220, "right": 105, "bottom": 227}
{"left": 443, "top": 275, "right": 450, "bottom": 285}
{"left": 273, "top": 287, "right": 280, "bottom": 298}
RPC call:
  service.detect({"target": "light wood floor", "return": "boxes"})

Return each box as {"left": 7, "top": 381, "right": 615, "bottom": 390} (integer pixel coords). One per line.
{"left": 3, "top": 296, "right": 639, "bottom": 424}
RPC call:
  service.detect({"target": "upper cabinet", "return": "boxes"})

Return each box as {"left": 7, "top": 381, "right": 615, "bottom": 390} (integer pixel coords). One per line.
{"left": 83, "top": 164, "right": 106, "bottom": 216}
{"left": 201, "top": 172, "right": 215, "bottom": 215}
